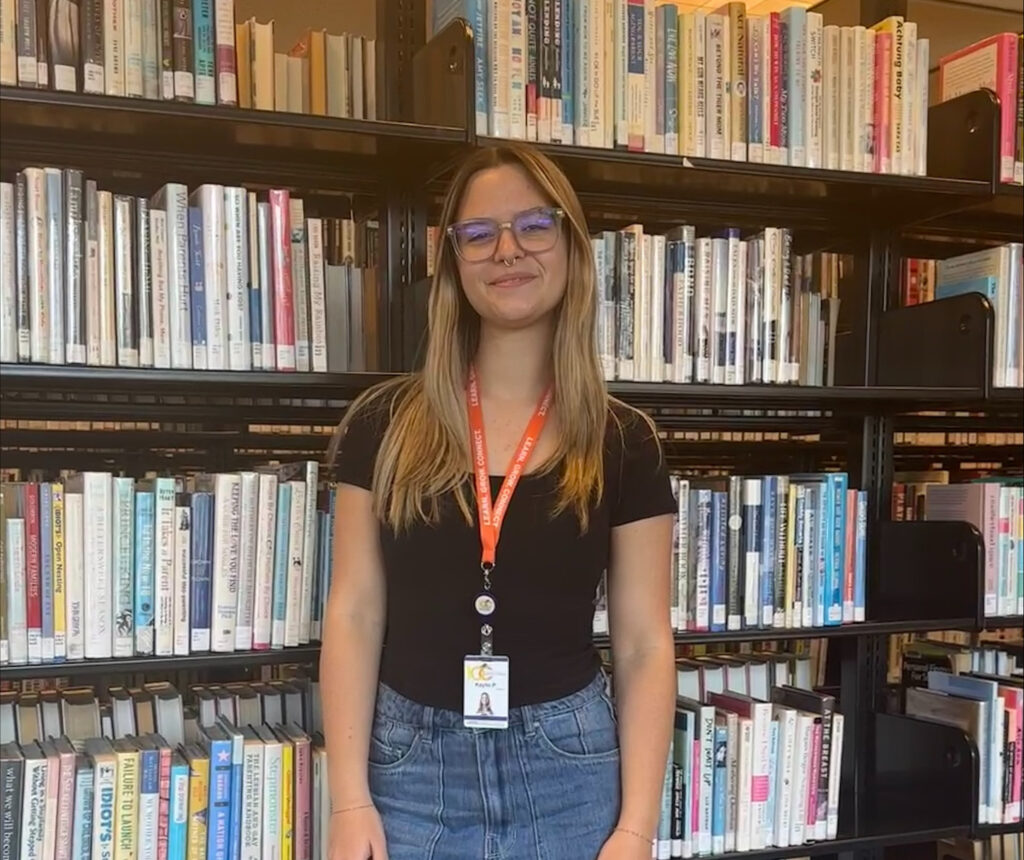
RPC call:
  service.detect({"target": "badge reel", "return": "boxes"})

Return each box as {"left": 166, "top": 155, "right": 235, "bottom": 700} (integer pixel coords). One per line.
{"left": 463, "top": 567, "right": 510, "bottom": 729}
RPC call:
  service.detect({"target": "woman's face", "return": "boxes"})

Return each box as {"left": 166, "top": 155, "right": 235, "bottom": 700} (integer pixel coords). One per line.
{"left": 451, "top": 163, "right": 569, "bottom": 332}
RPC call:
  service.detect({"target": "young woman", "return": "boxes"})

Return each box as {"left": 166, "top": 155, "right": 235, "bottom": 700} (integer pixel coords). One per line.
{"left": 321, "top": 142, "right": 677, "bottom": 860}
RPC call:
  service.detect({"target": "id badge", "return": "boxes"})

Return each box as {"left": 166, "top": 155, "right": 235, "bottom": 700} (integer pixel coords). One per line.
{"left": 463, "top": 655, "right": 509, "bottom": 729}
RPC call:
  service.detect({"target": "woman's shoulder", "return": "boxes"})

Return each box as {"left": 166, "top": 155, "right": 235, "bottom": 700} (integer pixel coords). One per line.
{"left": 326, "top": 374, "right": 419, "bottom": 485}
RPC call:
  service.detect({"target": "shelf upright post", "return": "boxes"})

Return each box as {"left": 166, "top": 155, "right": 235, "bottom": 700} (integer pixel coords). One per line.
{"left": 378, "top": 0, "right": 429, "bottom": 123}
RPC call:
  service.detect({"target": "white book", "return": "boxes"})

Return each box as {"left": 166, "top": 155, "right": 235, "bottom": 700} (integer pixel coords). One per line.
{"left": 826, "top": 711, "right": 844, "bottom": 839}
{"left": 224, "top": 187, "right": 252, "bottom": 371}
{"left": 43, "top": 169, "right": 65, "bottom": 366}
{"left": 838, "top": 28, "right": 856, "bottom": 172}
{"left": 0, "top": 0, "right": 16, "bottom": 85}
{"left": 591, "top": 0, "right": 608, "bottom": 149}
{"left": 705, "top": 15, "right": 727, "bottom": 160}
{"left": 234, "top": 472, "right": 259, "bottom": 652}
{"left": 64, "top": 171, "right": 86, "bottom": 365}
{"left": 490, "top": 0, "right": 511, "bottom": 138}
{"left": 711, "top": 237, "right": 728, "bottom": 384}
{"left": 649, "top": 234, "right": 665, "bottom": 383}
{"left": 0, "top": 181, "right": 15, "bottom": 363}
{"left": 214, "top": 0, "right": 237, "bottom": 104}
{"left": 901, "top": 22, "right": 916, "bottom": 176}
{"left": 212, "top": 473, "right": 242, "bottom": 652}
{"left": 252, "top": 472, "right": 278, "bottom": 651}
{"left": 284, "top": 481, "right": 306, "bottom": 648}
{"left": 644, "top": 0, "right": 659, "bottom": 153}
{"left": 724, "top": 232, "right": 742, "bottom": 385}
{"left": 806, "top": 13, "right": 823, "bottom": 169}
{"left": 306, "top": 218, "right": 328, "bottom": 373}
{"left": 63, "top": 492, "right": 85, "bottom": 662}
{"left": 20, "top": 753, "right": 48, "bottom": 860}
{"left": 772, "top": 705, "right": 796, "bottom": 848}
{"left": 191, "top": 184, "right": 227, "bottom": 369}
{"left": 5, "top": 518, "right": 27, "bottom": 665}
{"left": 113, "top": 196, "right": 138, "bottom": 367}
{"left": 73, "top": 472, "right": 113, "bottom": 660}
{"left": 140, "top": 0, "right": 158, "bottom": 98}
{"left": 761, "top": 227, "right": 779, "bottom": 383}
{"left": 289, "top": 197, "right": 310, "bottom": 371}
{"left": 149, "top": 207, "right": 171, "bottom": 368}
{"left": 256, "top": 202, "right": 275, "bottom": 371}
{"left": 694, "top": 236, "right": 712, "bottom": 383}
{"left": 613, "top": 0, "right": 628, "bottom": 148}
{"left": 23, "top": 167, "right": 48, "bottom": 364}
{"left": 735, "top": 716, "right": 753, "bottom": 851}
{"left": 915, "top": 38, "right": 929, "bottom": 177}
{"left": 173, "top": 498, "right": 191, "bottom": 657}
{"left": 105, "top": 0, "right": 125, "bottom": 96}
{"left": 602, "top": 0, "right": 614, "bottom": 148}
{"left": 153, "top": 478, "right": 177, "bottom": 657}
{"left": 123, "top": 0, "right": 144, "bottom": 96}
{"left": 150, "top": 183, "right": 191, "bottom": 369}
{"left": 300, "top": 461, "right": 319, "bottom": 644}
{"left": 508, "top": 0, "right": 527, "bottom": 139}
{"left": 823, "top": 25, "right": 840, "bottom": 170}
{"left": 859, "top": 28, "right": 874, "bottom": 173}
{"left": 789, "top": 711, "right": 813, "bottom": 845}
{"left": 97, "top": 190, "right": 117, "bottom": 367}
{"left": 111, "top": 476, "right": 135, "bottom": 658}
{"left": 259, "top": 728, "right": 283, "bottom": 860}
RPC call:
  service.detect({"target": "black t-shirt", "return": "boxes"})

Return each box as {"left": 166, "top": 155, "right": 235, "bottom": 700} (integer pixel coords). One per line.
{"left": 333, "top": 388, "right": 677, "bottom": 712}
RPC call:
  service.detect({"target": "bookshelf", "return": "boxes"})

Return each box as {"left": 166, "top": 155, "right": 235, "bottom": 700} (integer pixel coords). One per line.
{"left": 0, "top": 1, "right": 1021, "bottom": 858}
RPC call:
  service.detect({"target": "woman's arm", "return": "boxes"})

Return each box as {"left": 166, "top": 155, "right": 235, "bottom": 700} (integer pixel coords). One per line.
{"left": 320, "top": 483, "right": 388, "bottom": 809}
{"left": 606, "top": 512, "right": 677, "bottom": 842}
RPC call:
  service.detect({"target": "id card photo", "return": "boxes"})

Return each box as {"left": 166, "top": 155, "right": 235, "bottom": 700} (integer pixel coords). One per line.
{"left": 463, "top": 656, "right": 510, "bottom": 729}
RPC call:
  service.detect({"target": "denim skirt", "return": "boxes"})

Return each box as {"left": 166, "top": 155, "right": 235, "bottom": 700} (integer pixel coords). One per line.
{"left": 368, "top": 672, "right": 622, "bottom": 860}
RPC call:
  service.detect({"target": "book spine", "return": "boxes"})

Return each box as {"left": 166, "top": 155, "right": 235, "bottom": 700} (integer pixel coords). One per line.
{"left": 192, "top": 0, "right": 215, "bottom": 103}
{"left": 141, "top": 0, "right": 159, "bottom": 97}
{"left": 171, "top": 0, "right": 193, "bottom": 99}
{"left": 213, "top": 0, "right": 236, "bottom": 104}
{"left": 0, "top": 183, "right": 15, "bottom": 363}
{"left": 123, "top": 0, "right": 144, "bottom": 96}
{"left": 16, "top": 0, "right": 37, "bottom": 86}
{"left": 0, "top": 0, "right": 16, "bottom": 84}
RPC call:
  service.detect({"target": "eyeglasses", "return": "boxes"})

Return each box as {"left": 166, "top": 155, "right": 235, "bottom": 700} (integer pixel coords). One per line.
{"left": 446, "top": 206, "right": 565, "bottom": 262}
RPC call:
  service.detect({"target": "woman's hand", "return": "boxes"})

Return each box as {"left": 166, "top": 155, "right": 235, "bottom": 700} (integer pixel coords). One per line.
{"left": 328, "top": 805, "right": 390, "bottom": 860}
{"left": 596, "top": 827, "right": 654, "bottom": 860}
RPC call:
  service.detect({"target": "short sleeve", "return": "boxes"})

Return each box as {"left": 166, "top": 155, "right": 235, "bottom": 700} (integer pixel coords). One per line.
{"left": 610, "top": 409, "right": 677, "bottom": 527}
{"left": 331, "top": 397, "right": 389, "bottom": 490}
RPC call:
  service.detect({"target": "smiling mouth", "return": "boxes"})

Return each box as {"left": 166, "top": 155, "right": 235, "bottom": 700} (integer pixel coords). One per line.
{"left": 489, "top": 273, "right": 536, "bottom": 288}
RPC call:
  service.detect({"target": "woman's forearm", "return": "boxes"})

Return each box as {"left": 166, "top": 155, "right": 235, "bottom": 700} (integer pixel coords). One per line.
{"left": 319, "top": 602, "right": 385, "bottom": 809}
{"left": 611, "top": 637, "right": 677, "bottom": 838}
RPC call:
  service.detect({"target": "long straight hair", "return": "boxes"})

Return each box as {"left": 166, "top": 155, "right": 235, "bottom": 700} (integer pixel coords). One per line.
{"left": 331, "top": 143, "right": 611, "bottom": 532}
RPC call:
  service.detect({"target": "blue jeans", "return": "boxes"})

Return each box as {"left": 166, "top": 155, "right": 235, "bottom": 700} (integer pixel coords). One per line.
{"left": 368, "top": 672, "right": 622, "bottom": 860}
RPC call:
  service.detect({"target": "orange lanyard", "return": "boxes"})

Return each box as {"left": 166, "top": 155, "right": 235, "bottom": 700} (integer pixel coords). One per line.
{"left": 466, "top": 365, "right": 553, "bottom": 572}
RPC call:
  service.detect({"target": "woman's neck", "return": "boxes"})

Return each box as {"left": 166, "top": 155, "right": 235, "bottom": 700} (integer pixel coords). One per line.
{"left": 472, "top": 319, "right": 554, "bottom": 403}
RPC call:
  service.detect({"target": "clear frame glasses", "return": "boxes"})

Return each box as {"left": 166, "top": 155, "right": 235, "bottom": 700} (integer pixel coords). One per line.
{"left": 446, "top": 206, "right": 566, "bottom": 262}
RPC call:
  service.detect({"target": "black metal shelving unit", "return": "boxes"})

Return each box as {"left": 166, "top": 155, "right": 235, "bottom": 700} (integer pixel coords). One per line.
{"left": 1, "top": 3, "right": 1021, "bottom": 859}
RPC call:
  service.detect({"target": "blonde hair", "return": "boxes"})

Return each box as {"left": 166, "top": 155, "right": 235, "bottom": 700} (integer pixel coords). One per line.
{"left": 330, "top": 143, "right": 615, "bottom": 532}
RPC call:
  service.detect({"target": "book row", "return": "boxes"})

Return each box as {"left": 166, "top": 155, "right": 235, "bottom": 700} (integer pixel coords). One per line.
{"left": 0, "top": 712, "right": 332, "bottom": 860}
{"left": 0, "top": 168, "right": 382, "bottom": 373}
{"left": 0, "top": 463, "right": 337, "bottom": 667}
{"left": 905, "top": 668, "right": 1022, "bottom": 827}
{"left": 901, "top": 243, "right": 1023, "bottom": 390}
{"left": 0, "top": 0, "right": 381, "bottom": 120}
{"left": 434, "top": 0, "right": 932, "bottom": 177}
{"left": 650, "top": 683, "right": 842, "bottom": 857}
{"left": 589, "top": 225, "right": 845, "bottom": 386}
{"left": 604, "top": 472, "right": 868, "bottom": 634}
{"left": 892, "top": 475, "right": 1023, "bottom": 620}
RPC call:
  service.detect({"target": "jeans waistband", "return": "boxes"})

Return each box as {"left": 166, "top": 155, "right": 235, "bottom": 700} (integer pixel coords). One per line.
{"left": 373, "top": 670, "right": 609, "bottom": 732}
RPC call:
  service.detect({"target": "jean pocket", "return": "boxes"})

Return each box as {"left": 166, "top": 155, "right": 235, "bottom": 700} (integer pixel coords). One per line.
{"left": 535, "top": 693, "right": 620, "bottom": 763}
{"left": 368, "top": 717, "right": 423, "bottom": 771}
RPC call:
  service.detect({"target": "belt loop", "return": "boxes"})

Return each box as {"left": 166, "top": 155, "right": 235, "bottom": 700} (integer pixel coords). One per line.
{"left": 520, "top": 703, "right": 536, "bottom": 738}
{"left": 422, "top": 705, "right": 435, "bottom": 742}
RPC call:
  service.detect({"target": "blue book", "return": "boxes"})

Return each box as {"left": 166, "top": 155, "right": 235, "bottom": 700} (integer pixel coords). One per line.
{"left": 853, "top": 490, "right": 867, "bottom": 622}
{"left": 765, "top": 719, "right": 780, "bottom": 847}
{"left": 192, "top": 0, "right": 215, "bottom": 104}
{"left": 138, "top": 743, "right": 160, "bottom": 854}
{"left": 167, "top": 751, "right": 190, "bottom": 860}
{"left": 272, "top": 483, "right": 293, "bottom": 647}
{"left": 760, "top": 476, "right": 777, "bottom": 629}
{"left": 711, "top": 721, "right": 728, "bottom": 852}
{"left": 39, "top": 483, "right": 54, "bottom": 662}
{"left": 70, "top": 758, "right": 94, "bottom": 860}
{"left": 662, "top": 3, "right": 679, "bottom": 154}
{"left": 825, "top": 473, "right": 848, "bottom": 626}
{"left": 189, "top": 491, "right": 214, "bottom": 652}
{"left": 561, "top": 0, "right": 574, "bottom": 143}
{"left": 134, "top": 489, "right": 155, "bottom": 654}
{"left": 742, "top": 479, "right": 763, "bottom": 630}
{"left": 710, "top": 491, "right": 727, "bottom": 632}
{"left": 187, "top": 206, "right": 207, "bottom": 366}
{"left": 203, "top": 726, "right": 234, "bottom": 860}
{"left": 215, "top": 717, "right": 245, "bottom": 860}
{"left": 781, "top": 7, "right": 806, "bottom": 164}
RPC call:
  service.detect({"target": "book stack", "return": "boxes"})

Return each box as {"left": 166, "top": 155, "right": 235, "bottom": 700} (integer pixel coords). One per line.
{"left": 595, "top": 470, "right": 868, "bottom": 636}
{"left": 433, "top": 0, "right": 932, "bottom": 176}
{"left": 591, "top": 225, "right": 847, "bottom": 386}
{"left": 0, "top": 169, "right": 381, "bottom": 372}
{"left": 0, "top": 463, "right": 336, "bottom": 668}
{"left": 0, "top": 0, "right": 379, "bottom": 120}
{"left": 652, "top": 683, "right": 843, "bottom": 857}
{"left": 0, "top": 677, "right": 335, "bottom": 860}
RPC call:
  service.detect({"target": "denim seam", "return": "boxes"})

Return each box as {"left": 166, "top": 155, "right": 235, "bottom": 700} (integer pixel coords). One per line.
{"left": 512, "top": 727, "right": 544, "bottom": 860}
{"left": 424, "top": 731, "right": 444, "bottom": 860}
